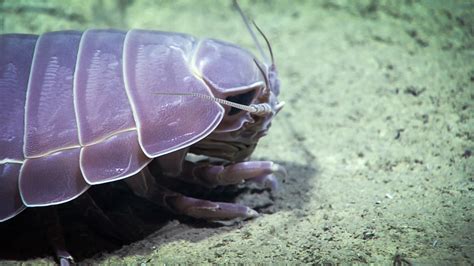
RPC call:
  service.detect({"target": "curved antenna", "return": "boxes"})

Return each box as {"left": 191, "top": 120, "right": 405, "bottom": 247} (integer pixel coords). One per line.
{"left": 232, "top": 0, "right": 270, "bottom": 64}
{"left": 252, "top": 20, "right": 274, "bottom": 65}
{"left": 253, "top": 58, "right": 270, "bottom": 96}
{"left": 154, "top": 92, "right": 272, "bottom": 116}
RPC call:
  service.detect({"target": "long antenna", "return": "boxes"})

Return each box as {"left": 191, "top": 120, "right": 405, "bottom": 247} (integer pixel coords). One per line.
{"left": 253, "top": 58, "right": 270, "bottom": 97}
{"left": 154, "top": 92, "right": 272, "bottom": 116}
{"left": 252, "top": 20, "right": 274, "bottom": 65}
{"left": 232, "top": 0, "right": 270, "bottom": 64}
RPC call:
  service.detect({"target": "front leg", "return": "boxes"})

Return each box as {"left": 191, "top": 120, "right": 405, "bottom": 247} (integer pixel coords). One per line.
{"left": 126, "top": 150, "right": 285, "bottom": 221}
{"left": 150, "top": 149, "right": 286, "bottom": 190}
{"left": 125, "top": 168, "right": 258, "bottom": 220}
{"left": 180, "top": 160, "right": 286, "bottom": 190}
{"left": 126, "top": 149, "right": 286, "bottom": 220}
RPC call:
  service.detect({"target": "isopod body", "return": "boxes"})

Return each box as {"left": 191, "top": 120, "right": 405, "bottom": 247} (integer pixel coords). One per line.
{"left": 0, "top": 27, "right": 283, "bottom": 223}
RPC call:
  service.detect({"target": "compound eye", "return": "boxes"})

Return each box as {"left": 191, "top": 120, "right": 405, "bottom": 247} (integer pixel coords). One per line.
{"left": 225, "top": 89, "right": 256, "bottom": 116}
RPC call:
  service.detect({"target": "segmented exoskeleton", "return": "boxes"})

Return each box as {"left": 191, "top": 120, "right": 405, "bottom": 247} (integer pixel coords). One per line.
{"left": 0, "top": 0, "right": 284, "bottom": 250}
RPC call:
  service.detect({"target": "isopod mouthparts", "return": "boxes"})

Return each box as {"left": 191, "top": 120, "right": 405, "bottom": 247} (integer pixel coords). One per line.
{"left": 154, "top": 92, "right": 273, "bottom": 116}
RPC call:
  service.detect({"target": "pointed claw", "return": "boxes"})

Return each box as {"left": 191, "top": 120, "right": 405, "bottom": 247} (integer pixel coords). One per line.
{"left": 171, "top": 196, "right": 259, "bottom": 221}
{"left": 246, "top": 208, "right": 260, "bottom": 218}
{"left": 244, "top": 163, "right": 285, "bottom": 191}
{"left": 59, "top": 256, "right": 74, "bottom": 266}
{"left": 248, "top": 174, "right": 279, "bottom": 191}
{"left": 271, "top": 163, "right": 287, "bottom": 179}
{"left": 191, "top": 161, "right": 286, "bottom": 187}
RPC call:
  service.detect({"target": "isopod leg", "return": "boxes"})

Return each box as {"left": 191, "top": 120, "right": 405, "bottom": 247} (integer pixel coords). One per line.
{"left": 247, "top": 174, "right": 280, "bottom": 191}
{"left": 179, "top": 160, "right": 286, "bottom": 189}
{"left": 166, "top": 192, "right": 258, "bottom": 220}
{"left": 126, "top": 169, "right": 258, "bottom": 221}
{"left": 75, "top": 192, "right": 134, "bottom": 243}
{"left": 38, "top": 207, "right": 74, "bottom": 266}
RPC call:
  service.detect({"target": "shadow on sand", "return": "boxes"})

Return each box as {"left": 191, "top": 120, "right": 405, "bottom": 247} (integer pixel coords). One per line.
{"left": 0, "top": 160, "right": 317, "bottom": 262}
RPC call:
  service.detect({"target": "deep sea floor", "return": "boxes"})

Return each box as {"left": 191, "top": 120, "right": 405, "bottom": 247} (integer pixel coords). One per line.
{"left": 1, "top": 0, "right": 473, "bottom": 264}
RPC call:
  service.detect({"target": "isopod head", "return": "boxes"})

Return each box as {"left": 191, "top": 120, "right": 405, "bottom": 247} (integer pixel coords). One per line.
{"left": 190, "top": 33, "right": 283, "bottom": 161}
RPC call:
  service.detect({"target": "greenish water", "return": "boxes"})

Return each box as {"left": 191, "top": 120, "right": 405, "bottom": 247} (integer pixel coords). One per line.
{"left": 1, "top": 0, "right": 473, "bottom": 264}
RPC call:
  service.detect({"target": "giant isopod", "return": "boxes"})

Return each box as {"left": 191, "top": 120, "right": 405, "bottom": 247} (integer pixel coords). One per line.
{"left": 0, "top": 1, "right": 285, "bottom": 263}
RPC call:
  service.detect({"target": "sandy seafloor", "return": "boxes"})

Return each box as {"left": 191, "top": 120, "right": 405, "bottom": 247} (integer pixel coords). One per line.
{"left": 1, "top": 0, "right": 473, "bottom": 264}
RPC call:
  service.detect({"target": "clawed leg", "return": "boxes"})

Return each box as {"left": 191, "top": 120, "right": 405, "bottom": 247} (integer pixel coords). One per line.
{"left": 247, "top": 174, "right": 280, "bottom": 191}
{"left": 164, "top": 189, "right": 259, "bottom": 220}
{"left": 75, "top": 192, "right": 135, "bottom": 243}
{"left": 180, "top": 160, "right": 286, "bottom": 189}
{"left": 126, "top": 168, "right": 258, "bottom": 221}
{"left": 38, "top": 207, "right": 74, "bottom": 266}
